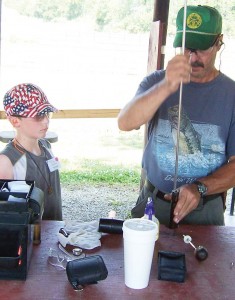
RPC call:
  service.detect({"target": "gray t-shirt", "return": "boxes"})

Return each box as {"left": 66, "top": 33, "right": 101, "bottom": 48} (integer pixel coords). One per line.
{"left": 0, "top": 139, "right": 62, "bottom": 220}
{"left": 136, "top": 71, "right": 235, "bottom": 193}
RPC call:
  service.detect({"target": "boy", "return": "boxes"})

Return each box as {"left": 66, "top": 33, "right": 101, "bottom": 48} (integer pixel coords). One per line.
{"left": 0, "top": 83, "right": 62, "bottom": 220}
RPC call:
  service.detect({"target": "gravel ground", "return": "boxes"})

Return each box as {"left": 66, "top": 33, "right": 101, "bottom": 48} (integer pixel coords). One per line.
{"left": 61, "top": 183, "right": 139, "bottom": 222}
{"left": 61, "top": 183, "right": 235, "bottom": 225}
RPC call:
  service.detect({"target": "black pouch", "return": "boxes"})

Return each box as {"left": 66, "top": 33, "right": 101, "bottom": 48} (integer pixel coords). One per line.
{"left": 66, "top": 255, "right": 108, "bottom": 290}
{"left": 157, "top": 251, "right": 186, "bottom": 283}
{"left": 98, "top": 218, "right": 124, "bottom": 234}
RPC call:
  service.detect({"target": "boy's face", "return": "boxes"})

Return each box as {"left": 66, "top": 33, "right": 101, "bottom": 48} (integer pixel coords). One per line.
{"left": 9, "top": 115, "right": 50, "bottom": 139}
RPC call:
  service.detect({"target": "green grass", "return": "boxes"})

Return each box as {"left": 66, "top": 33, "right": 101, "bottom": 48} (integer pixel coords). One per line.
{"left": 100, "top": 131, "right": 144, "bottom": 150}
{"left": 60, "top": 160, "right": 141, "bottom": 185}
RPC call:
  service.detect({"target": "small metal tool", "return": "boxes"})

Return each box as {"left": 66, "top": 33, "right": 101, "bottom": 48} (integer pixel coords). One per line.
{"left": 183, "top": 235, "right": 208, "bottom": 261}
{"left": 58, "top": 243, "right": 84, "bottom": 259}
{"left": 72, "top": 248, "right": 83, "bottom": 256}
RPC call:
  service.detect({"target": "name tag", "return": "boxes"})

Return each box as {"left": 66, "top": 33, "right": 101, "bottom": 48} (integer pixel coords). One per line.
{"left": 46, "top": 157, "right": 61, "bottom": 172}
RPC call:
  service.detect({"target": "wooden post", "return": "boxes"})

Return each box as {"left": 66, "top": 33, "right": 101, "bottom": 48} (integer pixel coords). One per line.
{"left": 153, "top": 0, "right": 170, "bottom": 70}
{"left": 0, "top": 0, "right": 2, "bottom": 77}
{"left": 140, "top": 0, "right": 170, "bottom": 190}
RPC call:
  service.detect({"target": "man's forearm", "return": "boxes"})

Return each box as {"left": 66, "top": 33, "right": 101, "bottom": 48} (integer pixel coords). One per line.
{"left": 117, "top": 79, "right": 172, "bottom": 131}
{"left": 198, "top": 157, "right": 235, "bottom": 195}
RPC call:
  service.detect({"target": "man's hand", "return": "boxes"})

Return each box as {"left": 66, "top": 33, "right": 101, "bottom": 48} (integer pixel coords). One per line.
{"left": 165, "top": 54, "right": 191, "bottom": 94}
{"left": 165, "top": 184, "right": 201, "bottom": 223}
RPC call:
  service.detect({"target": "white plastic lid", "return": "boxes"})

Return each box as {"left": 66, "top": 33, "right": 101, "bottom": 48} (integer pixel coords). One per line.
{"left": 123, "top": 218, "right": 158, "bottom": 240}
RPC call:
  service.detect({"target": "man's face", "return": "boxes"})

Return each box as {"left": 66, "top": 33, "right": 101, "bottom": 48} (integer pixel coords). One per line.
{"left": 185, "top": 43, "right": 220, "bottom": 82}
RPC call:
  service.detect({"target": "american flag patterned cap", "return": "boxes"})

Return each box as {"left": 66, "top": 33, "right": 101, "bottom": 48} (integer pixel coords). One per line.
{"left": 3, "top": 83, "right": 58, "bottom": 117}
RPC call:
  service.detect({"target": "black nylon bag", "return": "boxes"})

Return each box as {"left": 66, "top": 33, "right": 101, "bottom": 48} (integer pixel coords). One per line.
{"left": 157, "top": 250, "right": 186, "bottom": 283}
{"left": 66, "top": 255, "right": 108, "bottom": 290}
{"left": 98, "top": 218, "right": 124, "bottom": 234}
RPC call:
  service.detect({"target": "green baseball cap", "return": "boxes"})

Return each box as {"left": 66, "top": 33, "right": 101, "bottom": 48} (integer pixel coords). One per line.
{"left": 173, "top": 5, "right": 222, "bottom": 50}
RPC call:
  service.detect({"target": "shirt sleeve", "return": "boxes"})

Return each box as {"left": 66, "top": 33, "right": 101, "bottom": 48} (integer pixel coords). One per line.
{"left": 134, "top": 70, "right": 166, "bottom": 96}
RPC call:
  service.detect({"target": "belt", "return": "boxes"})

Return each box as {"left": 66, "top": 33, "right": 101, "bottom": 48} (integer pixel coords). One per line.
{"left": 144, "top": 179, "right": 166, "bottom": 201}
{"left": 144, "top": 179, "right": 222, "bottom": 204}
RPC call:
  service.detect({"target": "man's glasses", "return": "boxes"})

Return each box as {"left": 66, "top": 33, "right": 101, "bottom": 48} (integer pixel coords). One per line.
{"left": 48, "top": 246, "right": 85, "bottom": 269}
{"left": 178, "top": 35, "right": 223, "bottom": 57}
{"left": 11, "top": 112, "right": 53, "bottom": 122}
{"left": 184, "top": 46, "right": 215, "bottom": 56}
{"left": 48, "top": 247, "right": 68, "bottom": 269}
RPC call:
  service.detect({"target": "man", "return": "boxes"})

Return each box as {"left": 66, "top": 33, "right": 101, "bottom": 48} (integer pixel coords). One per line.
{"left": 118, "top": 5, "right": 235, "bottom": 225}
{"left": 0, "top": 83, "right": 62, "bottom": 220}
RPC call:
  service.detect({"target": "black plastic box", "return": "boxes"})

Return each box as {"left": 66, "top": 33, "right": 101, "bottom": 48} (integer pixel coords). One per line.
{"left": 0, "top": 212, "right": 32, "bottom": 280}
{"left": 0, "top": 180, "right": 44, "bottom": 280}
{"left": 0, "top": 180, "right": 43, "bottom": 223}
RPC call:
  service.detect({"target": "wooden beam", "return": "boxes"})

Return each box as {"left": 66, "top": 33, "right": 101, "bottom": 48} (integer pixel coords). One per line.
{"left": 0, "top": 109, "right": 120, "bottom": 119}
{"left": 0, "top": 110, "right": 5, "bottom": 119}
{"left": 53, "top": 109, "right": 120, "bottom": 118}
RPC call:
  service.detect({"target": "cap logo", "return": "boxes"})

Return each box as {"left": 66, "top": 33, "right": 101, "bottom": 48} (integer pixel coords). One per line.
{"left": 187, "top": 13, "right": 202, "bottom": 29}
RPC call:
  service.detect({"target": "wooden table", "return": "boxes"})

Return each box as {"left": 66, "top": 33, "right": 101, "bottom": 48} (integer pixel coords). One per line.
{"left": 0, "top": 221, "right": 235, "bottom": 299}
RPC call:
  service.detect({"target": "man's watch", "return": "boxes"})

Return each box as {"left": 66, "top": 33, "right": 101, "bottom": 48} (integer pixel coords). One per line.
{"left": 193, "top": 180, "right": 208, "bottom": 197}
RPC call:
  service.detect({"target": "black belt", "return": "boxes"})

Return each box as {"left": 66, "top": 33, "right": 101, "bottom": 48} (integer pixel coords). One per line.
{"left": 144, "top": 179, "right": 166, "bottom": 201}
{"left": 144, "top": 179, "right": 222, "bottom": 204}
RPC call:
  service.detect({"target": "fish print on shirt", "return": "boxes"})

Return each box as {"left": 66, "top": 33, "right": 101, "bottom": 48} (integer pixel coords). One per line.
{"left": 152, "top": 105, "right": 225, "bottom": 183}
{"left": 168, "top": 105, "right": 201, "bottom": 154}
